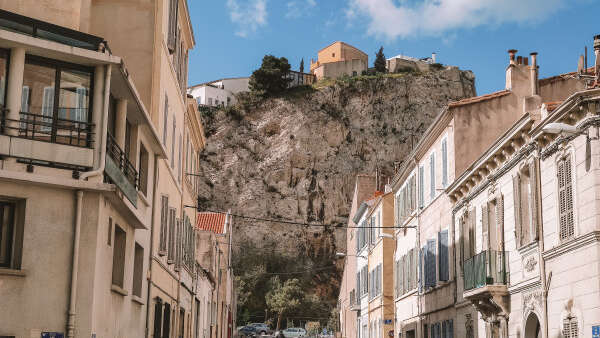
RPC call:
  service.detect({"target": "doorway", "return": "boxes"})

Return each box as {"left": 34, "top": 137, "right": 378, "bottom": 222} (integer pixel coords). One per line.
{"left": 524, "top": 313, "right": 541, "bottom": 338}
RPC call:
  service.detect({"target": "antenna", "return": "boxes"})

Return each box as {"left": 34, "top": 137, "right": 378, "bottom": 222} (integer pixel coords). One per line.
{"left": 585, "top": 46, "right": 588, "bottom": 74}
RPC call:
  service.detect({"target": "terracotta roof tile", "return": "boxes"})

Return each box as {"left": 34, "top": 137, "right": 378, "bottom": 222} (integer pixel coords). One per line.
{"left": 544, "top": 101, "right": 563, "bottom": 112}
{"left": 196, "top": 212, "right": 226, "bottom": 234}
{"left": 448, "top": 90, "right": 511, "bottom": 108}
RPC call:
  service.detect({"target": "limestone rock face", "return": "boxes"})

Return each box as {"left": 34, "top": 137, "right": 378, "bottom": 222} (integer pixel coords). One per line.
{"left": 198, "top": 68, "right": 475, "bottom": 299}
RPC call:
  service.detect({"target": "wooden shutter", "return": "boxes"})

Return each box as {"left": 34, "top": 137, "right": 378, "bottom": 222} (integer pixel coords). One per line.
{"left": 441, "top": 321, "right": 447, "bottom": 338}
{"left": 160, "top": 196, "right": 168, "bottom": 254}
{"left": 378, "top": 264, "right": 382, "bottom": 296}
{"left": 412, "top": 247, "right": 418, "bottom": 289}
{"left": 442, "top": 139, "right": 448, "bottom": 187}
{"left": 563, "top": 317, "right": 579, "bottom": 338}
{"left": 407, "top": 249, "right": 413, "bottom": 290}
{"left": 168, "top": 209, "right": 175, "bottom": 263}
{"left": 438, "top": 230, "right": 449, "bottom": 281}
{"left": 419, "top": 247, "right": 425, "bottom": 292}
{"left": 512, "top": 174, "right": 522, "bottom": 246}
{"left": 402, "top": 255, "right": 408, "bottom": 294}
{"left": 163, "top": 302, "right": 171, "bottom": 338}
{"left": 167, "top": 0, "right": 178, "bottom": 53}
{"left": 430, "top": 153, "right": 436, "bottom": 200}
{"left": 419, "top": 166, "right": 425, "bottom": 208}
{"left": 482, "top": 205, "right": 489, "bottom": 251}
{"left": 495, "top": 195, "right": 504, "bottom": 251}
{"left": 398, "top": 256, "right": 404, "bottom": 295}
{"left": 448, "top": 320, "right": 453, "bottom": 338}
{"left": 357, "top": 272, "right": 361, "bottom": 300}
{"left": 558, "top": 157, "right": 575, "bottom": 240}
{"left": 153, "top": 300, "right": 163, "bottom": 337}
{"left": 530, "top": 159, "right": 540, "bottom": 240}
{"left": 468, "top": 207, "right": 476, "bottom": 258}
{"left": 425, "top": 239, "right": 436, "bottom": 287}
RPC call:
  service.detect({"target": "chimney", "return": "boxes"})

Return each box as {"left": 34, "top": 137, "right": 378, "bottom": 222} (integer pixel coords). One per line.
{"left": 431, "top": 52, "right": 437, "bottom": 64}
{"left": 508, "top": 49, "right": 517, "bottom": 65}
{"left": 530, "top": 52, "right": 539, "bottom": 96}
{"left": 524, "top": 57, "right": 528, "bottom": 66}
{"left": 517, "top": 56, "right": 523, "bottom": 65}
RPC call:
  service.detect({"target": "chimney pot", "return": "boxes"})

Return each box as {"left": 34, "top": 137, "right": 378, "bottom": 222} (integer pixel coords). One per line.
{"left": 517, "top": 56, "right": 523, "bottom": 65}
{"left": 530, "top": 52, "right": 539, "bottom": 95}
{"left": 508, "top": 49, "right": 517, "bottom": 64}
{"left": 524, "top": 57, "right": 529, "bottom": 66}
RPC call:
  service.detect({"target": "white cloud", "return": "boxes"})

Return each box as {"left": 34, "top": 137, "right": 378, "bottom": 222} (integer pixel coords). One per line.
{"left": 347, "top": 0, "right": 565, "bottom": 40}
{"left": 227, "top": 0, "right": 268, "bottom": 38}
{"left": 285, "top": 0, "right": 317, "bottom": 19}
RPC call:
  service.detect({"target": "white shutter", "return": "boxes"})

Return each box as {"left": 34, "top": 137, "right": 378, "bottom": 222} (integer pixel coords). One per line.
{"left": 529, "top": 159, "right": 540, "bottom": 240}
{"left": 512, "top": 174, "right": 522, "bottom": 246}
{"left": 482, "top": 205, "right": 489, "bottom": 251}
{"left": 558, "top": 157, "right": 575, "bottom": 240}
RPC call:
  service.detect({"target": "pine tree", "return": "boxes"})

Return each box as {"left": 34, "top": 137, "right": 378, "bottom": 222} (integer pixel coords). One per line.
{"left": 299, "top": 58, "right": 304, "bottom": 73}
{"left": 374, "top": 46, "right": 386, "bottom": 73}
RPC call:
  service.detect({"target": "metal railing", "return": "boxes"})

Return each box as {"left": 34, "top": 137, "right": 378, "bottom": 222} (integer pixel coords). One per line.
{"left": 463, "top": 250, "right": 508, "bottom": 291}
{"left": 1, "top": 109, "right": 94, "bottom": 148}
{"left": 106, "top": 133, "right": 138, "bottom": 189}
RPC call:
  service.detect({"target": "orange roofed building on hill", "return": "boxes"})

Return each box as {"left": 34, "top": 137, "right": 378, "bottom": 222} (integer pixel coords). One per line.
{"left": 310, "top": 41, "right": 368, "bottom": 80}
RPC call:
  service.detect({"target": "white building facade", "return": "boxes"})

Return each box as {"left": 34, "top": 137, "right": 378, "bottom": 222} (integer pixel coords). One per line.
{"left": 188, "top": 77, "right": 249, "bottom": 107}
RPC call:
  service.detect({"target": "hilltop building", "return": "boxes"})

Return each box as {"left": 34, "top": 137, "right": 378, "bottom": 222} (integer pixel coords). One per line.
{"left": 188, "top": 77, "right": 250, "bottom": 108}
{"left": 386, "top": 53, "right": 437, "bottom": 73}
{"left": 310, "top": 41, "right": 368, "bottom": 80}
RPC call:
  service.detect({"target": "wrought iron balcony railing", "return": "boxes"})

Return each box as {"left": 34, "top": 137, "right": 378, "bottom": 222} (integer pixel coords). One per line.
{"left": 1, "top": 109, "right": 94, "bottom": 148}
{"left": 106, "top": 133, "right": 138, "bottom": 189}
{"left": 463, "top": 250, "right": 508, "bottom": 292}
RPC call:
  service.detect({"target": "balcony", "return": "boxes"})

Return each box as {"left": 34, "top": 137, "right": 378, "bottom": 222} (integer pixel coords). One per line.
{"left": 463, "top": 250, "right": 509, "bottom": 319}
{"left": 105, "top": 133, "right": 138, "bottom": 206}
{"left": 0, "top": 108, "right": 95, "bottom": 168}
{"left": 0, "top": 9, "right": 104, "bottom": 51}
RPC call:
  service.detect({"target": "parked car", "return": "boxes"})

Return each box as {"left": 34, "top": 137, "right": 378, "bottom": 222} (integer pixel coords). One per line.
{"left": 238, "top": 326, "right": 258, "bottom": 338}
{"left": 249, "top": 323, "right": 273, "bottom": 335}
{"left": 277, "top": 328, "right": 306, "bottom": 338}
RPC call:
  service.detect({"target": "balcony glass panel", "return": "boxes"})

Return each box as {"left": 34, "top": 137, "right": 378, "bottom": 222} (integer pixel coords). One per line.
{"left": 463, "top": 250, "right": 508, "bottom": 292}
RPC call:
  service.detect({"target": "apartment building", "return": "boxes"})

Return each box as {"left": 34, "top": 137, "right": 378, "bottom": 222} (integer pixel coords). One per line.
{"left": 0, "top": 7, "right": 166, "bottom": 338}
{"left": 447, "top": 37, "right": 600, "bottom": 338}
{"left": 338, "top": 175, "right": 376, "bottom": 338}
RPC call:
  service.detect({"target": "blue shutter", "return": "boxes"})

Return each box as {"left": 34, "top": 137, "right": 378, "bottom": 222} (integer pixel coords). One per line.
{"left": 419, "top": 166, "right": 425, "bottom": 208}
{"left": 439, "top": 230, "right": 449, "bottom": 281}
{"left": 425, "top": 239, "right": 436, "bottom": 287}
{"left": 448, "top": 320, "right": 453, "bottom": 338}
{"left": 419, "top": 247, "right": 425, "bottom": 292}
{"left": 442, "top": 321, "right": 447, "bottom": 338}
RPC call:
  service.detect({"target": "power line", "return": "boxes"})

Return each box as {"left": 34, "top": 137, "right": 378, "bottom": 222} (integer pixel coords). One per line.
{"left": 200, "top": 209, "right": 416, "bottom": 229}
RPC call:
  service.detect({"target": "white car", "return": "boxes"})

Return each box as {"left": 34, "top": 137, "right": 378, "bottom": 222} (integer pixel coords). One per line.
{"left": 280, "top": 328, "right": 306, "bottom": 338}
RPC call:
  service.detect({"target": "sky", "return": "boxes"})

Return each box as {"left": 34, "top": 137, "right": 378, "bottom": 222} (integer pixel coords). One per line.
{"left": 188, "top": 0, "right": 598, "bottom": 95}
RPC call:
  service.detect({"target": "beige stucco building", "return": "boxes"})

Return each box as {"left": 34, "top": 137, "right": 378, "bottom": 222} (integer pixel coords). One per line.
{"left": 0, "top": 4, "right": 166, "bottom": 338}
{"left": 310, "top": 42, "right": 368, "bottom": 80}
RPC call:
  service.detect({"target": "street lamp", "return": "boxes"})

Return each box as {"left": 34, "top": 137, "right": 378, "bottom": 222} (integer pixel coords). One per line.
{"left": 335, "top": 252, "right": 366, "bottom": 259}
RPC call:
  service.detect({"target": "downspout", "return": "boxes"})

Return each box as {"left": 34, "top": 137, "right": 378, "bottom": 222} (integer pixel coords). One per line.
{"left": 536, "top": 149, "right": 549, "bottom": 338}
{"left": 414, "top": 157, "right": 422, "bottom": 338}
{"left": 145, "top": 155, "right": 160, "bottom": 337}
{"left": 67, "top": 64, "right": 111, "bottom": 338}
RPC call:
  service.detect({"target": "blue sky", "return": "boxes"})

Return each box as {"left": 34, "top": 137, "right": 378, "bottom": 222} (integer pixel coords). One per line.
{"left": 188, "top": 0, "right": 597, "bottom": 95}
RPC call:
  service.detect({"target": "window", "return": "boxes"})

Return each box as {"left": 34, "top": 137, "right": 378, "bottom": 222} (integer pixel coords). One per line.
{"left": 163, "top": 302, "right": 172, "bottom": 338}
{"left": 562, "top": 316, "right": 578, "bottom": 338}
{"left": 179, "top": 308, "right": 185, "bottom": 338}
{"left": 159, "top": 196, "right": 168, "bottom": 255}
{"left": 0, "top": 200, "right": 24, "bottom": 269}
{"left": 124, "top": 119, "right": 132, "bottom": 159}
{"left": 438, "top": 230, "right": 449, "bottom": 281}
{"left": 167, "top": 0, "right": 179, "bottom": 53}
{"left": 0, "top": 49, "right": 8, "bottom": 110}
{"left": 171, "top": 117, "right": 176, "bottom": 168}
{"left": 483, "top": 196, "right": 503, "bottom": 252}
{"left": 429, "top": 153, "right": 436, "bottom": 200}
{"left": 459, "top": 208, "right": 476, "bottom": 267}
{"left": 332, "top": 53, "right": 335, "bottom": 57}
{"left": 396, "top": 175, "right": 416, "bottom": 225}
{"left": 418, "top": 166, "right": 425, "bottom": 208}
{"left": 168, "top": 208, "right": 176, "bottom": 263}
{"left": 107, "top": 217, "right": 113, "bottom": 246}
{"left": 163, "top": 95, "right": 168, "bottom": 145}
{"left": 153, "top": 299, "right": 164, "bottom": 337}
{"left": 208, "top": 98, "right": 212, "bottom": 106}
{"left": 424, "top": 239, "right": 436, "bottom": 287}
{"left": 112, "top": 225, "right": 126, "bottom": 288}
{"left": 441, "top": 138, "right": 448, "bottom": 187}
{"left": 21, "top": 56, "right": 93, "bottom": 147}
{"left": 558, "top": 156, "right": 575, "bottom": 241}
{"left": 132, "top": 242, "right": 144, "bottom": 297}
{"left": 139, "top": 144, "right": 149, "bottom": 196}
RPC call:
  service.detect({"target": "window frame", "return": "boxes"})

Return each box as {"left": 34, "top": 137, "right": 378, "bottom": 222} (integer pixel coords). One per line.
{"left": 0, "top": 198, "right": 24, "bottom": 270}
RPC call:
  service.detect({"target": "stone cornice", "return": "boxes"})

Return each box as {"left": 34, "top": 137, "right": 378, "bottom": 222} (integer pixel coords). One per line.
{"left": 542, "top": 231, "right": 600, "bottom": 260}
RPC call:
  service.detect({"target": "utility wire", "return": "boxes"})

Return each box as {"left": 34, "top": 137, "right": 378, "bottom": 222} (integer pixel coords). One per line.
{"left": 198, "top": 209, "right": 416, "bottom": 229}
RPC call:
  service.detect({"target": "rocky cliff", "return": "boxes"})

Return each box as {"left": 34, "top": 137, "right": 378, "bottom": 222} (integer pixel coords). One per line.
{"left": 197, "top": 68, "right": 476, "bottom": 324}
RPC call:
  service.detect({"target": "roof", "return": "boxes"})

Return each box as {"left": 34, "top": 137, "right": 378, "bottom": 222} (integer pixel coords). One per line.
{"left": 448, "top": 90, "right": 511, "bottom": 108}
{"left": 544, "top": 101, "right": 563, "bottom": 113}
{"left": 188, "top": 77, "right": 250, "bottom": 89}
{"left": 317, "top": 41, "right": 367, "bottom": 56}
{"left": 196, "top": 212, "right": 227, "bottom": 234}
{"left": 538, "top": 67, "right": 596, "bottom": 86}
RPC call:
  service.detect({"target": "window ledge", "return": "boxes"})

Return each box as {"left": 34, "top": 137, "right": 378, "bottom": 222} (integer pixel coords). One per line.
{"left": 0, "top": 268, "right": 26, "bottom": 277}
{"left": 132, "top": 294, "right": 145, "bottom": 305}
{"left": 111, "top": 284, "right": 128, "bottom": 296}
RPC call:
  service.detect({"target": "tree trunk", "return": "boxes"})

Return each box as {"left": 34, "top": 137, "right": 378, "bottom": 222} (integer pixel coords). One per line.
{"left": 276, "top": 312, "right": 283, "bottom": 331}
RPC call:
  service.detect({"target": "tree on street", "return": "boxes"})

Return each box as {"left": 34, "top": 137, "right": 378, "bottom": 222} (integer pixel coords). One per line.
{"left": 265, "top": 277, "right": 304, "bottom": 330}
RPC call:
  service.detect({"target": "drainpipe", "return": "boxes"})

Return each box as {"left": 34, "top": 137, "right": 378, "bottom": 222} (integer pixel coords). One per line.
{"left": 145, "top": 155, "right": 160, "bottom": 337}
{"left": 535, "top": 151, "right": 549, "bottom": 338}
{"left": 66, "top": 190, "right": 84, "bottom": 338}
{"left": 81, "top": 64, "right": 112, "bottom": 181}
{"left": 66, "top": 64, "right": 111, "bottom": 338}
{"left": 413, "top": 157, "right": 422, "bottom": 338}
